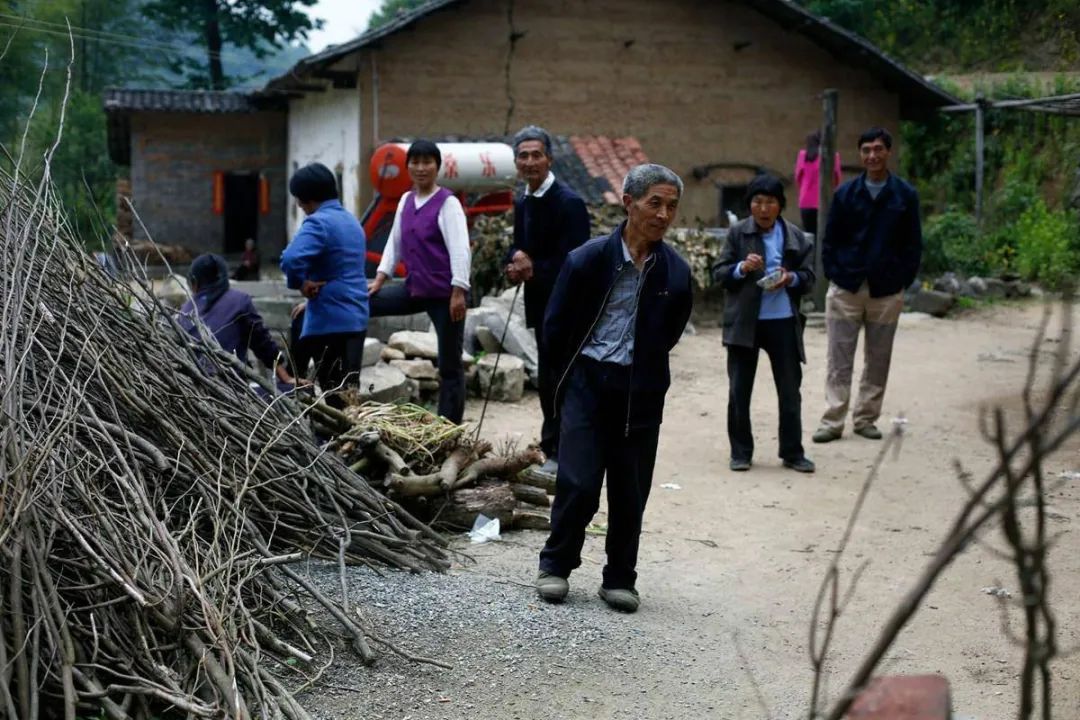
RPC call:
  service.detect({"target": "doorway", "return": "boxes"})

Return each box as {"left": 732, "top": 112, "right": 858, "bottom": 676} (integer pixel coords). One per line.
{"left": 224, "top": 172, "right": 258, "bottom": 254}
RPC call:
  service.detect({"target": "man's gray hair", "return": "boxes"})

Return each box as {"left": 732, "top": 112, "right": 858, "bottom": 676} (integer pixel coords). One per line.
{"left": 512, "top": 125, "right": 553, "bottom": 157}
{"left": 622, "top": 163, "right": 683, "bottom": 199}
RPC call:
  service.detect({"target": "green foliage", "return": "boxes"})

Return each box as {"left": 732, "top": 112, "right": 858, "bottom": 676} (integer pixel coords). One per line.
{"left": 141, "top": 0, "right": 321, "bottom": 89}
{"left": 1013, "top": 200, "right": 1080, "bottom": 289}
{"left": 922, "top": 210, "right": 983, "bottom": 275}
{"left": 799, "top": 0, "right": 1080, "bottom": 71}
{"left": 368, "top": 0, "right": 428, "bottom": 31}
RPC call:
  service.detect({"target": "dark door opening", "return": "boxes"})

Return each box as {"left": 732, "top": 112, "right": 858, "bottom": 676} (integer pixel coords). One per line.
{"left": 224, "top": 172, "right": 259, "bottom": 254}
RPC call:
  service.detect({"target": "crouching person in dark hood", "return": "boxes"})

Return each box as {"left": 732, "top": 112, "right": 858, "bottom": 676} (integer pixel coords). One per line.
{"left": 535, "top": 163, "right": 693, "bottom": 613}
{"left": 179, "top": 253, "right": 296, "bottom": 390}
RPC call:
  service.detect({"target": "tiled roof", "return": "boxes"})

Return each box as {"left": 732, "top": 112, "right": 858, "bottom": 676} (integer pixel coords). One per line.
{"left": 569, "top": 136, "right": 650, "bottom": 205}
{"left": 102, "top": 88, "right": 286, "bottom": 114}
{"left": 388, "top": 134, "right": 649, "bottom": 205}
{"left": 104, "top": 88, "right": 287, "bottom": 165}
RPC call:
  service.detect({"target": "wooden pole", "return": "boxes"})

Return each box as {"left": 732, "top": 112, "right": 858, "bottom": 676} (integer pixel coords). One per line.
{"left": 814, "top": 89, "right": 838, "bottom": 312}
{"left": 975, "top": 92, "right": 985, "bottom": 226}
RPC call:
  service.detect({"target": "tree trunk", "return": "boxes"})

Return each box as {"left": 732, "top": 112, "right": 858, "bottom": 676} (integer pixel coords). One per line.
{"left": 203, "top": 0, "right": 225, "bottom": 89}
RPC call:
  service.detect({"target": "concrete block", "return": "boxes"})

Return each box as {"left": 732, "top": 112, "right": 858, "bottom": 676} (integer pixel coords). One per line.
{"left": 847, "top": 675, "right": 951, "bottom": 719}
{"left": 476, "top": 353, "right": 526, "bottom": 403}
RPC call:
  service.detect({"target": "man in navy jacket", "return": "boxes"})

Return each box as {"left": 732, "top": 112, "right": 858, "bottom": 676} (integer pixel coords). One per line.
{"left": 813, "top": 127, "right": 922, "bottom": 443}
{"left": 505, "top": 126, "right": 591, "bottom": 475}
{"left": 535, "top": 164, "right": 693, "bottom": 613}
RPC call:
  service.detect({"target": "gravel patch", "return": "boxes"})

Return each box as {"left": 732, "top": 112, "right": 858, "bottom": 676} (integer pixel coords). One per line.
{"left": 292, "top": 534, "right": 730, "bottom": 719}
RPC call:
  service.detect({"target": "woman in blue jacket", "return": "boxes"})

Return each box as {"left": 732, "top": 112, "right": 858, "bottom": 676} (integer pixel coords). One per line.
{"left": 281, "top": 163, "right": 369, "bottom": 407}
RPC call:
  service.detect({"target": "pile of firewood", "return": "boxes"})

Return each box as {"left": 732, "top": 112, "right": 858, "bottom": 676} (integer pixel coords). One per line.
{"left": 309, "top": 401, "right": 556, "bottom": 532}
{"left": 0, "top": 164, "right": 451, "bottom": 718}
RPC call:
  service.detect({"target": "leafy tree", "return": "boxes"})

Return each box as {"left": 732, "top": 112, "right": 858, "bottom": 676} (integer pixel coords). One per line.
{"left": 368, "top": 0, "right": 427, "bottom": 31}
{"left": 141, "top": 0, "right": 322, "bottom": 89}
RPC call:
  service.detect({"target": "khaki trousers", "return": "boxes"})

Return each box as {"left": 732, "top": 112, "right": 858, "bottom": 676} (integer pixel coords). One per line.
{"left": 820, "top": 282, "right": 903, "bottom": 431}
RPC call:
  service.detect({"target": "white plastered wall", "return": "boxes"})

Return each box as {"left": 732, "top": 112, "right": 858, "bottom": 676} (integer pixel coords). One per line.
{"left": 285, "top": 87, "right": 361, "bottom": 238}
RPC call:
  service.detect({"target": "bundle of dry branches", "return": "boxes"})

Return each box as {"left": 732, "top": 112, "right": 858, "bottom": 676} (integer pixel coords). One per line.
{"left": 0, "top": 163, "right": 451, "bottom": 718}
{"left": 808, "top": 300, "right": 1079, "bottom": 720}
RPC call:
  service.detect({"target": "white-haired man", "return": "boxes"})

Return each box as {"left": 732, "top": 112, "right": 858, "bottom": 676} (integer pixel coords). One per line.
{"left": 536, "top": 164, "right": 693, "bottom": 613}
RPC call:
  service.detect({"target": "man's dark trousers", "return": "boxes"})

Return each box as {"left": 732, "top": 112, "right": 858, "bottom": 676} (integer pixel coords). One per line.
{"left": 539, "top": 357, "right": 660, "bottom": 590}
{"left": 370, "top": 283, "right": 465, "bottom": 424}
{"left": 535, "top": 327, "right": 559, "bottom": 458}
{"left": 726, "top": 317, "right": 804, "bottom": 463}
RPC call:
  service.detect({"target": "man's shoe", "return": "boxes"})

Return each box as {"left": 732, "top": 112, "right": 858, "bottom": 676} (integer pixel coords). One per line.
{"left": 783, "top": 457, "right": 816, "bottom": 473}
{"left": 729, "top": 458, "right": 752, "bottom": 472}
{"left": 536, "top": 571, "right": 569, "bottom": 603}
{"left": 854, "top": 425, "right": 883, "bottom": 440}
{"left": 812, "top": 427, "right": 842, "bottom": 443}
{"left": 598, "top": 586, "right": 640, "bottom": 613}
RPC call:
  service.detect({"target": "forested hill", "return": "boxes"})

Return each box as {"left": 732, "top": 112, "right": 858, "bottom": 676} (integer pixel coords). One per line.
{"left": 797, "top": 0, "right": 1080, "bottom": 74}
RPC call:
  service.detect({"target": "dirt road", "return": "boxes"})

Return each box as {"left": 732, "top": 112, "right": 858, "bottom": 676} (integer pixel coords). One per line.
{"left": 305, "top": 301, "right": 1080, "bottom": 719}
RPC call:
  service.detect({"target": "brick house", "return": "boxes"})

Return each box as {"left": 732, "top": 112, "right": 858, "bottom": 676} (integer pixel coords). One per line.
{"left": 104, "top": 89, "right": 288, "bottom": 257}
{"left": 106, "top": 0, "right": 957, "bottom": 255}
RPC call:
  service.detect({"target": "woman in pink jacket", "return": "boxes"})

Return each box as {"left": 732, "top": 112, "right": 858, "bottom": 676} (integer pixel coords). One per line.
{"left": 794, "top": 131, "right": 842, "bottom": 232}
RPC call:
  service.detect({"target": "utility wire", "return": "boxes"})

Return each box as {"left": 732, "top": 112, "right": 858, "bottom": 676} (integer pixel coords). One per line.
{"left": 0, "top": 15, "right": 309, "bottom": 74}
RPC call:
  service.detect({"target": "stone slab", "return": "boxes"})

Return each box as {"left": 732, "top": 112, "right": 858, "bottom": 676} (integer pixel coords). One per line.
{"left": 356, "top": 363, "right": 409, "bottom": 404}
{"left": 362, "top": 338, "right": 383, "bottom": 368}
{"left": 388, "top": 330, "right": 439, "bottom": 360}
{"left": 390, "top": 358, "right": 440, "bottom": 381}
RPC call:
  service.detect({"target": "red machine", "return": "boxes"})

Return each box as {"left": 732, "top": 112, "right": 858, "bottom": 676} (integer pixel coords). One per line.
{"left": 360, "top": 142, "right": 517, "bottom": 276}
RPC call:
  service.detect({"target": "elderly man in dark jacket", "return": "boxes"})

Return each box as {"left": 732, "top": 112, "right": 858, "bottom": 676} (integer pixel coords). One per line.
{"left": 813, "top": 127, "right": 922, "bottom": 443}
{"left": 713, "top": 174, "right": 815, "bottom": 473}
{"left": 505, "top": 125, "right": 591, "bottom": 476}
{"left": 535, "top": 164, "right": 693, "bottom": 614}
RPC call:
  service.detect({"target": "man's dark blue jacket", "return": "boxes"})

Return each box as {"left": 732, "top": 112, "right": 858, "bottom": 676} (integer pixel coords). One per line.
{"left": 543, "top": 222, "right": 693, "bottom": 428}
{"left": 507, "top": 179, "right": 591, "bottom": 328}
{"left": 823, "top": 173, "right": 922, "bottom": 297}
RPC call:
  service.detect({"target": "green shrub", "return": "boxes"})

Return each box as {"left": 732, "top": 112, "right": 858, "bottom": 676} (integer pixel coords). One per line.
{"left": 1013, "top": 199, "right": 1080, "bottom": 288}
{"left": 922, "top": 210, "right": 988, "bottom": 275}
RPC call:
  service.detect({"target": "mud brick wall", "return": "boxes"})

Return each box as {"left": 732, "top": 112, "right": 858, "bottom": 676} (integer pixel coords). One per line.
{"left": 129, "top": 112, "right": 288, "bottom": 257}
{"left": 341, "top": 0, "right": 903, "bottom": 225}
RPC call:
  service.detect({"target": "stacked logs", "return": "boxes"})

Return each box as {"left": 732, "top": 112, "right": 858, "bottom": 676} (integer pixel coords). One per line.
{"left": 315, "top": 402, "right": 556, "bottom": 531}
{"left": 0, "top": 169, "right": 450, "bottom": 718}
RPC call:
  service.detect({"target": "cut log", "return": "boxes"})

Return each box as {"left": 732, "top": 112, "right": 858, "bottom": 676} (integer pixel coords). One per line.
{"left": 386, "top": 473, "right": 442, "bottom": 497}
{"left": 514, "top": 467, "right": 557, "bottom": 494}
{"left": 452, "top": 447, "right": 545, "bottom": 490}
{"left": 512, "top": 504, "right": 552, "bottom": 531}
{"left": 432, "top": 484, "right": 515, "bottom": 529}
{"left": 510, "top": 483, "right": 550, "bottom": 507}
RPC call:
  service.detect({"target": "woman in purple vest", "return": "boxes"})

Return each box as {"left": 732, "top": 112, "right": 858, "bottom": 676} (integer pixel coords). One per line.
{"left": 369, "top": 140, "right": 471, "bottom": 424}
